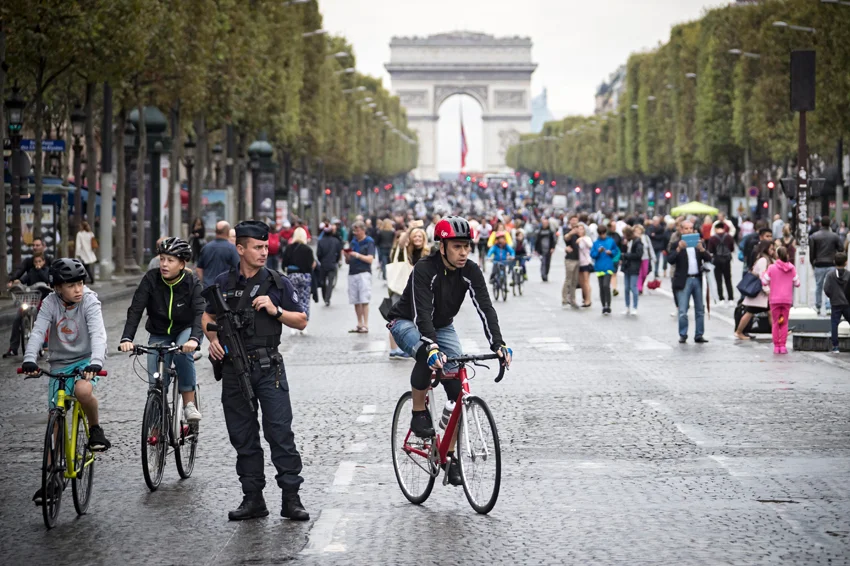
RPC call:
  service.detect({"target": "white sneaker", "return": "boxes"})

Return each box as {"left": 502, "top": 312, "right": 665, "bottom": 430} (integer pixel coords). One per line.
{"left": 622, "top": 308, "right": 631, "bottom": 316}
{"left": 290, "top": 328, "right": 298, "bottom": 336}
{"left": 631, "top": 309, "right": 638, "bottom": 316}
{"left": 183, "top": 402, "right": 202, "bottom": 422}
{"left": 300, "top": 329, "right": 308, "bottom": 336}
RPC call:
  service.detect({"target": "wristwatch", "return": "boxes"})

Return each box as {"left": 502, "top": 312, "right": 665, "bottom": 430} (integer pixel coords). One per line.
{"left": 276, "top": 306, "right": 284, "bottom": 319}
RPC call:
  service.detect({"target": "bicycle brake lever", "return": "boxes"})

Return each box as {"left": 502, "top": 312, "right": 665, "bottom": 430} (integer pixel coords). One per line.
{"left": 472, "top": 361, "right": 491, "bottom": 371}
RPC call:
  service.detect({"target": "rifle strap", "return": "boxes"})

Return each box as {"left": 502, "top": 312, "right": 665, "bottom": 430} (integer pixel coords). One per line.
{"left": 233, "top": 269, "right": 274, "bottom": 312}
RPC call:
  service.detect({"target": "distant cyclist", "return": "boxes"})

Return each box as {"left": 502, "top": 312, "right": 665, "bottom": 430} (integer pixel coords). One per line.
{"left": 486, "top": 231, "right": 515, "bottom": 285}
{"left": 119, "top": 237, "right": 204, "bottom": 422}
{"left": 386, "top": 216, "right": 512, "bottom": 486}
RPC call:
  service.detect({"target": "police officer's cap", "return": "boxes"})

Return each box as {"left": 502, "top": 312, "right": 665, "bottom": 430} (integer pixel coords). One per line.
{"left": 234, "top": 220, "right": 269, "bottom": 241}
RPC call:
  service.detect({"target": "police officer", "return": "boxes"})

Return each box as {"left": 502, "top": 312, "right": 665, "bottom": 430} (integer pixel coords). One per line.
{"left": 202, "top": 220, "right": 310, "bottom": 521}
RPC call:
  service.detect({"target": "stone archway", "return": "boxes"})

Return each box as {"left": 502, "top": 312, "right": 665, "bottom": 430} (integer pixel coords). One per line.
{"left": 386, "top": 31, "right": 536, "bottom": 180}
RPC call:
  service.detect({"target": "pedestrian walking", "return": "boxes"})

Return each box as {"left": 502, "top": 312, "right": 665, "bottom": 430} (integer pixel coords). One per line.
{"left": 823, "top": 252, "right": 850, "bottom": 353}
{"left": 590, "top": 225, "right": 619, "bottom": 315}
{"left": 376, "top": 219, "right": 395, "bottom": 280}
{"left": 633, "top": 224, "right": 655, "bottom": 294}
{"left": 387, "top": 226, "right": 429, "bottom": 358}
{"left": 735, "top": 240, "right": 775, "bottom": 340}
{"left": 74, "top": 221, "right": 98, "bottom": 284}
{"left": 761, "top": 246, "right": 799, "bottom": 354}
{"left": 810, "top": 215, "right": 842, "bottom": 315}
{"left": 667, "top": 221, "right": 710, "bottom": 343}
{"left": 577, "top": 224, "right": 593, "bottom": 308}
{"left": 534, "top": 218, "right": 556, "bottom": 282}
{"left": 196, "top": 221, "right": 240, "bottom": 288}
{"left": 780, "top": 225, "right": 797, "bottom": 264}
{"left": 562, "top": 217, "right": 580, "bottom": 307}
{"left": 708, "top": 221, "right": 736, "bottom": 305}
{"left": 620, "top": 226, "right": 642, "bottom": 315}
{"left": 607, "top": 220, "right": 622, "bottom": 297}
{"left": 189, "top": 217, "right": 205, "bottom": 263}
{"left": 280, "top": 227, "right": 316, "bottom": 334}
{"left": 772, "top": 214, "right": 785, "bottom": 241}
{"left": 346, "top": 221, "right": 375, "bottom": 333}
{"left": 201, "top": 220, "right": 310, "bottom": 522}
{"left": 648, "top": 216, "right": 669, "bottom": 278}
{"left": 316, "top": 223, "right": 344, "bottom": 306}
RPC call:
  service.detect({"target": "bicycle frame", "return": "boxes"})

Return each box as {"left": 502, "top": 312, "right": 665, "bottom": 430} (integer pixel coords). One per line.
{"left": 53, "top": 389, "right": 93, "bottom": 480}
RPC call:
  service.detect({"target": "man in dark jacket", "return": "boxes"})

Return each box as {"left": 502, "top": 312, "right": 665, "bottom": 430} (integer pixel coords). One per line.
{"left": 708, "top": 222, "right": 736, "bottom": 304}
{"left": 648, "top": 216, "right": 668, "bottom": 277}
{"left": 534, "top": 218, "right": 557, "bottom": 282}
{"left": 810, "top": 215, "right": 843, "bottom": 315}
{"left": 667, "top": 221, "right": 711, "bottom": 344}
{"left": 824, "top": 252, "right": 850, "bottom": 352}
{"left": 316, "top": 224, "right": 344, "bottom": 306}
{"left": 620, "top": 226, "right": 643, "bottom": 315}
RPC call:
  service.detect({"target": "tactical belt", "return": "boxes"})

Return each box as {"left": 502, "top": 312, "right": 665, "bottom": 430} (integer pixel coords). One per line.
{"left": 246, "top": 347, "right": 282, "bottom": 370}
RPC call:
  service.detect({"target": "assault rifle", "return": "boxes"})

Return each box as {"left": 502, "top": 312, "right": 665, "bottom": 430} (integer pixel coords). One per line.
{"left": 202, "top": 284, "right": 256, "bottom": 412}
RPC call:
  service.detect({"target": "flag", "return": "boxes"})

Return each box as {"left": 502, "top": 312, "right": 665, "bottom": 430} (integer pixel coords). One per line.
{"left": 460, "top": 105, "right": 468, "bottom": 172}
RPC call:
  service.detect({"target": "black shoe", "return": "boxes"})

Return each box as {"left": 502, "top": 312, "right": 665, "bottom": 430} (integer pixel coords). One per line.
{"left": 281, "top": 492, "right": 310, "bottom": 521}
{"left": 32, "top": 487, "right": 45, "bottom": 506}
{"left": 410, "top": 411, "right": 435, "bottom": 438}
{"left": 88, "top": 425, "right": 111, "bottom": 452}
{"left": 2, "top": 349, "right": 17, "bottom": 359}
{"left": 678, "top": 336, "right": 687, "bottom": 344}
{"left": 694, "top": 336, "right": 709, "bottom": 344}
{"left": 442, "top": 457, "right": 463, "bottom": 486}
{"left": 228, "top": 493, "right": 269, "bottom": 521}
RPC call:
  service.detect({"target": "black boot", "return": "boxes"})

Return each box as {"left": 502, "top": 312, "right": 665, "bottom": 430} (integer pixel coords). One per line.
{"left": 281, "top": 492, "right": 310, "bottom": 521}
{"left": 228, "top": 492, "right": 269, "bottom": 521}
{"left": 442, "top": 455, "right": 463, "bottom": 486}
{"left": 410, "top": 410, "right": 435, "bottom": 438}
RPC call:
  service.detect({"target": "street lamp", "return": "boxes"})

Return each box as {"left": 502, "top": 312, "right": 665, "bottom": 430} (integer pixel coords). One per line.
{"left": 212, "top": 143, "right": 223, "bottom": 189}
{"left": 5, "top": 86, "right": 26, "bottom": 270}
{"left": 647, "top": 96, "right": 656, "bottom": 102}
{"left": 728, "top": 48, "right": 761, "bottom": 59}
{"left": 327, "top": 51, "right": 350, "bottom": 59}
{"left": 283, "top": 0, "right": 310, "bottom": 4}
{"left": 631, "top": 104, "right": 638, "bottom": 110}
{"left": 772, "top": 21, "right": 817, "bottom": 34}
{"left": 685, "top": 72, "right": 697, "bottom": 79}
{"left": 822, "top": 0, "right": 850, "bottom": 5}
{"left": 70, "top": 104, "right": 86, "bottom": 228}
{"left": 183, "top": 136, "right": 196, "bottom": 208}
{"left": 302, "top": 29, "right": 328, "bottom": 38}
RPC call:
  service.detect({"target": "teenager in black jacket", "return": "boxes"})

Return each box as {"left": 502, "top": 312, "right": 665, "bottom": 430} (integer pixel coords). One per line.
{"left": 620, "top": 226, "right": 643, "bottom": 315}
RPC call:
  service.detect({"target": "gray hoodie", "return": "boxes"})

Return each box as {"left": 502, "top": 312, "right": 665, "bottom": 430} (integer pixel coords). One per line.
{"left": 24, "top": 288, "right": 107, "bottom": 370}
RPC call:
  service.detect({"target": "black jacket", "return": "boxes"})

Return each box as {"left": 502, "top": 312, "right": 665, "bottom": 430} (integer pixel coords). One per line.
{"left": 317, "top": 233, "right": 344, "bottom": 270}
{"left": 810, "top": 228, "right": 842, "bottom": 267}
{"left": 667, "top": 243, "right": 711, "bottom": 291}
{"left": 648, "top": 224, "right": 668, "bottom": 252}
{"left": 12, "top": 255, "right": 53, "bottom": 281}
{"left": 387, "top": 252, "right": 504, "bottom": 350}
{"left": 121, "top": 268, "right": 205, "bottom": 343}
{"left": 534, "top": 228, "right": 556, "bottom": 254}
{"left": 620, "top": 239, "right": 644, "bottom": 276}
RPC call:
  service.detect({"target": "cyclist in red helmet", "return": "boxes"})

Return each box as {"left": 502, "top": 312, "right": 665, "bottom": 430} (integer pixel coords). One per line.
{"left": 385, "top": 216, "right": 512, "bottom": 486}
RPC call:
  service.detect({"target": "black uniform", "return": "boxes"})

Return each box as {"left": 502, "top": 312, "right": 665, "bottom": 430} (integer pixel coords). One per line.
{"left": 206, "top": 226, "right": 305, "bottom": 498}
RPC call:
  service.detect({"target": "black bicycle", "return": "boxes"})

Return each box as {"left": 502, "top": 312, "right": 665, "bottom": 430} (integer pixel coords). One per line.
{"left": 123, "top": 344, "right": 201, "bottom": 491}
{"left": 491, "top": 260, "right": 510, "bottom": 302}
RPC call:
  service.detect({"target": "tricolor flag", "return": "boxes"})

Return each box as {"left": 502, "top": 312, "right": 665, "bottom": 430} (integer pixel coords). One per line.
{"left": 460, "top": 105, "right": 468, "bottom": 171}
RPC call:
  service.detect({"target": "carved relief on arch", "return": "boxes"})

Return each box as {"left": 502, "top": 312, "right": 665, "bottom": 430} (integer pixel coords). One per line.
{"left": 433, "top": 85, "right": 488, "bottom": 112}
{"left": 397, "top": 90, "right": 428, "bottom": 108}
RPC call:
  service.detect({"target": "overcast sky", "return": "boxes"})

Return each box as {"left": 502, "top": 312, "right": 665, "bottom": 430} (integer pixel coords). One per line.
{"left": 321, "top": 0, "right": 727, "bottom": 172}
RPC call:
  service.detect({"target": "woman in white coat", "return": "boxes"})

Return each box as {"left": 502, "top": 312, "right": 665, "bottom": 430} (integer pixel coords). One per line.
{"left": 75, "top": 221, "right": 98, "bottom": 284}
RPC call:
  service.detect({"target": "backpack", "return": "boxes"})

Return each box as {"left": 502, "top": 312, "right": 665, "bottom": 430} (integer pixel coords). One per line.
{"left": 268, "top": 232, "right": 281, "bottom": 256}
{"left": 714, "top": 236, "right": 732, "bottom": 263}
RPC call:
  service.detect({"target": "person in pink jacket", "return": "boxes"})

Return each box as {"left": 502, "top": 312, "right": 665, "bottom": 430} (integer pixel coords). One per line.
{"left": 761, "top": 246, "right": 800, "bottom": 354}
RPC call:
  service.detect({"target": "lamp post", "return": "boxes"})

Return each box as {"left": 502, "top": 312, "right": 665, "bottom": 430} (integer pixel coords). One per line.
{"left": 151, "top": 140, "right": 164, "bottom": 243}
{"left": 248, "top": 148, "right": 260, "bottom": 219}
{"left": 70, "top": 104, "right": 86, "bottom": 230}
{"left": 183, "top": 136, "right": 196, "bottom": 230}
{"left": 302, "top": 29, "right": 328, "bottom": 38}
{"left": 212, "top": 143, "right": 223, "bottom": 189}
{"left": 6, "top": 87, "right": 26, "bottom": 270}
{"left": 122, "top": 122, "right": 140, "bottom": 273}
{"left": 728, "top": 48, "right": 761, "bottom": 59}
{"left": 772, "top": 21, "right": 817, "bottom": 34}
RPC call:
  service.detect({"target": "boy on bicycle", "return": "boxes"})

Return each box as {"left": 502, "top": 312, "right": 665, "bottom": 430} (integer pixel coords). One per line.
{"left": 386, "top": 216, "right": 512, "bottom": 485}
{"left": 22, "top": 258, "right": 110, "bottom": 503}
{"left": 486, "top": 231, "right": 515, "bottom": 285}
{"left": 119, "top": 237, "right": 204, "bottom": 422}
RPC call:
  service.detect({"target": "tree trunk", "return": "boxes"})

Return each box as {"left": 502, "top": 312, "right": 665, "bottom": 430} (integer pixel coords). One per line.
{"left": 115, "top": 108, "right": 126, "bottom": 274}
{"left": 85, "top": 82, "right": 97, "bottom": 226}
{"left": 58, "top": 95, "right": 71, "bottom": 257}
{"left": 33, "top": 68, "right": 45, "bottom": 237}
{"left": 191, "top": 114, "right": 207, "bottom": 223}
{"left": 0, "top": 22, "right": 7, "bottom": 289}
{"left": 136, "top": 103, "right": 147, "bottom": 265}
{"left": 169, "top": 103, "right": 182, "bottom": 237}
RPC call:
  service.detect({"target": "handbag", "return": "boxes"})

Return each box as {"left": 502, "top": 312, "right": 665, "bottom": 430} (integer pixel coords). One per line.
{"left": 736, "top": 271, "right": 763, "bottom": 298}
{"left": 91, "top": 236, "right": 99, "bottom": 251}
{"left": 379, "top": 297, "right": 394, "bottom": 321}
{"left": 386, "top": 247, "right": 413, "bottom": 295}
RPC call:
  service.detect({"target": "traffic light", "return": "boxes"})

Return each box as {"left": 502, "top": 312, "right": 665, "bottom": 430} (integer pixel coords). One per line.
{"left": 528, "top": 178, "right": 534, "bottom": 185}
{"left": 763, "top": 201, "right": 769, "bottom": 209}
{"left": 324, "top": 188, "right": 331, "bottom": 195}
{"left": 533, "top": 171, "right": 540, "bottom": 180}
{"left": 664, "top": 191, "right": 672, "bottom": 199}
{"left": 384, "top": 183, "right": 393, "bottom": 190}
{"left": 550, "top": 180, "right": 557, "bottom": 187}
{"left": 356, "top": 190, "right": 362, "bottom": 196}
{"left": 465, "top": 175, "right": 471, "bottom": 182}
{"left": 501, "top": 181, "right": 508, "bottom": 189}
{"left": 648, "top": 200, "right": 655, "bottom": 208}
{"left": 374, "top": 187, "right": 380, "bottom": 193}
{"left": 767, "top": 180, "right": 775, "bottom": 191}
{"left": 594, "top": 187, "right": 601, "bottom": 194}
{"left": 575, "top": 186, "right": 581, "bottom": 193}
{"left": 779, "top": 178, "right": 796, "bottom": 199}
{"left": 539, "top": 179, "right": 544, "bottom": 185}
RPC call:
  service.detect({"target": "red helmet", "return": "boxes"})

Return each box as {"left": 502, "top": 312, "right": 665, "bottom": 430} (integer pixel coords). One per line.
{"left": 434, "top": 216, "right": 472, "bottom": 241}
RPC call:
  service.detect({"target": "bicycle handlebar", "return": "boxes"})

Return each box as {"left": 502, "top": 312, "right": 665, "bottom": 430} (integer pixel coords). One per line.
{"left": 431, "top": 353, "right": 507, "bottom": 388}
{"left": 119, "top": 343, "right": 201, "bottom": 356}
{"left": 18, "top": 367, "right": 108, "bottom": 379}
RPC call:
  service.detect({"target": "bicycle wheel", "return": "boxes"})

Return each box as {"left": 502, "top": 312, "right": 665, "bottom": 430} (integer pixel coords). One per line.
{"left": 517, "top": 271, "right": 524, "bottom": 296}
{"left": 21, "top": 312, "right": 33, "bottom": 353}
{"left": 501, "top": 275, "right": 509, "bottom": 301}
{"left": 457, "top": 396, "right": 501, "bottom": 514}
{"left": 491, "top": 279, "right": 500, "bottom": 301}
{"left": 41, "top": 412, "right": 64, "bottom": 529}
{"left": 391, "top": 392, "right": 436, "bottom": 504}
{"left": 72, "top": 413, "right": 94, "bottom": 515}
{"left": 175, "top": 386, "right": 199, "bottom": 479}
{"left": 141, "top": 392, "right": 166, "bottom": 491}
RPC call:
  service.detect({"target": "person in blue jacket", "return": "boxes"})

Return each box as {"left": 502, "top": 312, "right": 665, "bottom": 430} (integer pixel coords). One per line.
{"left": 486, "top": 232, "right": 515, "bottom": 285}
{"left": 590, "top": 225, "right": 620, "bottom": 315}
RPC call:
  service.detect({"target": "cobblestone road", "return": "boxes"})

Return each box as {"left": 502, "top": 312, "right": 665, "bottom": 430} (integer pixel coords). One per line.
{"left": 1, "top": 253, "right": 849, "bottom": 565}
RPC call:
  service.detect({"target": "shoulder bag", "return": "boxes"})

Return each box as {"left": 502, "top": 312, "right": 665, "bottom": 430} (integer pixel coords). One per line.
{"left": 386, "top": 246, "right": 413, "bottom": 295}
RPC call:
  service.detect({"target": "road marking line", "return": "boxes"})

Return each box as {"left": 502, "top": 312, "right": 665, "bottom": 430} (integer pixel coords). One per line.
{"left": 362, "top": 405, "right": 376, "bottom": 414}
{"left": 356, "top": 414, "right": 374, "bottom": 423}
{"left": 345, "top": 442, "right": 367, "bottom": 453}
{"left": 300, "top": 509, "right": 345, "bottom": 555}
{"left": 634, "top": 336, "right": 672, "bottom": 351}
{"left": 366, "top": 340, "right": 386, "bottom": 352}
{"left": 333, "top": 461, "right": 357, "bottom": 486}
{"left": 527, "top": 337, "right": 564, "bottom": 343}
{"left": 536, "top": 343, "right": 574, "bottom": 351}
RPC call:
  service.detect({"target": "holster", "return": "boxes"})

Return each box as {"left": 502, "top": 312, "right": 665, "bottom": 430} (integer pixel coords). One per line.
{"left": 210, "top": 356, "right": 223, "bottom": 382}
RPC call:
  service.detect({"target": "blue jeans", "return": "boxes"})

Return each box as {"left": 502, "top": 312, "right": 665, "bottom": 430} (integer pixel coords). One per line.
{"left": 624, "top": 273, "right": 639, "bottom": 309}
{"left": 814, "top": 266, "right": 832, "bottom": 311}
{"left": 676, "top": 277, "right": 705, "bottom": 338}
{"left": 654, "top": 249, "right": 667, "bottom": 276}
{"left": 147, "top": 327, "right": 198, "bottom": 393}
{"left": 378, "top": 248, "right": 391, "bottom": 279}
{"left": 390, "top": 320, "right": 462, "bottom": 369}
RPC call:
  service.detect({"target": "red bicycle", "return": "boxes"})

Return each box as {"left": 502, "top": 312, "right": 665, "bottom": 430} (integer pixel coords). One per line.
{"left": 391, "top": 353, "right": 506, "bottom": 514}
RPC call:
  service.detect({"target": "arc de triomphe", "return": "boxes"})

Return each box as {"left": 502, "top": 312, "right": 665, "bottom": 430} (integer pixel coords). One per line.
{"left": 385, "top": 32, "right": 537, "bottom": 180}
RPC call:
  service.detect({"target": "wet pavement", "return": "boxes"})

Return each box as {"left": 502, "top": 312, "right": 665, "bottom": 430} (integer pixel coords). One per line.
{"left": 1, "top": 254, "right": 849, "bottom": 565}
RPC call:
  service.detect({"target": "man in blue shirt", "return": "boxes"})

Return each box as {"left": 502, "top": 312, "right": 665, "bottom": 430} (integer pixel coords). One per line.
{"left": 345, "top": 220, "right": 375, "bottom": 333}
{"left": 196, "top": 221, "right": 240, "bottom": 288}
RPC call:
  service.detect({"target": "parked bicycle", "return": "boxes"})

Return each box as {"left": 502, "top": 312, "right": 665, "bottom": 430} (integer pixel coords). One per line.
{"left": 123, "top": 344, "right": 202, "bottom": 491}
{"left": 490, "top": 261, "right": 510, "bottom": 302}
{"left": 10, "top": 282, "right": 50, "bottom": 356}
{"left": 18, "top": 365, "right": 108, "bottom": 529}
{"left": 391, "top": 353, "right": 506, "bottom": 514}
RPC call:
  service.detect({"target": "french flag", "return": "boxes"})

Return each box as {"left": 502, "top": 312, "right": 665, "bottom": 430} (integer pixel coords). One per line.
{"left": 460, "top": 108, "right": 468, "bottom": 172}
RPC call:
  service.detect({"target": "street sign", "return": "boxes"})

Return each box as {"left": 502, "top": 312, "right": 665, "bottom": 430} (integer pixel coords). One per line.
{"left": 20, "top": 139, "right": 66, "bottom": 152}
{"left": 748, "top": 186, "right": 759, "bottom": 197}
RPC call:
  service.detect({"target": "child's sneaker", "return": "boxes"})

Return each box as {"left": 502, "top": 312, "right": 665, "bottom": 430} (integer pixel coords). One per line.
{"left": 774, "top": 346, "right": 781, "bottom": 354}
{"left": 779, "top": 347, "right": 788, "bottom": 354}
{"left": 831, "top": 347, "right": 840, "bottom": 354}
{"left": 88, "top": 425, "right": 111, "bottom": 452}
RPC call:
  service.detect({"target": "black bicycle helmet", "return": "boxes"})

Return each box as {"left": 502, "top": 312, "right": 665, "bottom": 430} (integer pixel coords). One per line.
{"left": 434, "top": 216, "right": 472, "bottom": 241}
{"left": 50, "top": 258, "right": 88, "bottom": 286}
{"left": 157, "top": 236, "right": 192, "bottom": 262}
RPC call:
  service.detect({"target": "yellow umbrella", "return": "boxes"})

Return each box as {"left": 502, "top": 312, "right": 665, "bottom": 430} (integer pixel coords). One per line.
{"left": 670, "top": 201, "right": 719, "bottom": 217}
